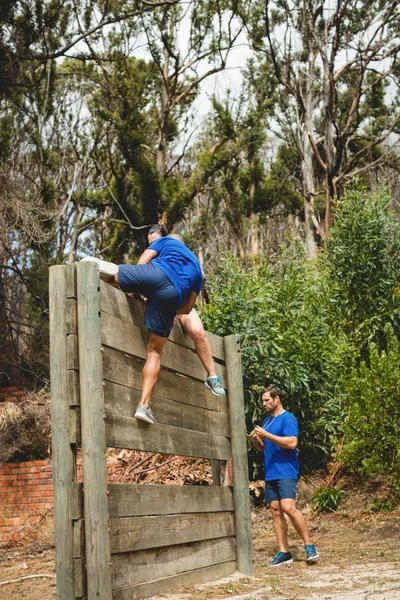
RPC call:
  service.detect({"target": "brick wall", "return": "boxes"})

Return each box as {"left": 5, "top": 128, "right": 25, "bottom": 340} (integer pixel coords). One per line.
{"left": 0, "top": 460, "right": 54, "bottom": 545}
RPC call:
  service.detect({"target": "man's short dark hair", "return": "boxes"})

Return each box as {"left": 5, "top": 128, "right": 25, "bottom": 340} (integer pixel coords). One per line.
{"left": 149, "top": 224, "right": 168, "bottom": 236}
{"left": 262, "top": 384, "right": 282, "bottom": 399}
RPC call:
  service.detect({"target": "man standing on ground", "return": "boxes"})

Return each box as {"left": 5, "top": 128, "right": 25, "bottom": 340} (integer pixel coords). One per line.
{"left": 249, "top": 384, "right": 319, "bottom": 566}
{"left": 147, "top": 225, "right": 225, "bottom": 397}
{"left": 82, "top": 234, "right": 203, "bottom": 424}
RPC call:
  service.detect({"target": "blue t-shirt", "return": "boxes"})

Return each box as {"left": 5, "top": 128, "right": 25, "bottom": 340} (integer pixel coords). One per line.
{"left": 149, "top": 237, "right": 203, "bottom": 307}
{"left": 262, "top": 410, "right": 299, "bottom": 481}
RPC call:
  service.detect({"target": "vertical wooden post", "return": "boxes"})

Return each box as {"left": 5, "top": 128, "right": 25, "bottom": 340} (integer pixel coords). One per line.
{"left": 224, "top": 334, "right": 254, "bottom": 576}
{"left": 49, "top": 266, "right": 76, "bottom": 599}
{"left": 76, "top": 262, "right": 112, "bottom": 600}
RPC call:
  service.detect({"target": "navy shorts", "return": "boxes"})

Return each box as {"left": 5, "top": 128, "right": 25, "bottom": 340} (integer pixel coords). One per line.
{"left": 265, "top": 479, "right": 297, "bottom": 502}
{"left": 118, "top": 263, "right": 179, "bottom": 337}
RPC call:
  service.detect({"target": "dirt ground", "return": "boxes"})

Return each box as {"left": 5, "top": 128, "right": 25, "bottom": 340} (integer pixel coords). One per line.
{"left": 1, "top": 477, "right": 399, "bottom": 600}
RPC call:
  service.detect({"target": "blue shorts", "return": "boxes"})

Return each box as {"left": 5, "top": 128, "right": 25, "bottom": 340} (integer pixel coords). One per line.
{"left": 118, "top": 263, "right": 179, "bottom": 337}
{"left": 265, "top": 479, "right": 297, "bottom": 502}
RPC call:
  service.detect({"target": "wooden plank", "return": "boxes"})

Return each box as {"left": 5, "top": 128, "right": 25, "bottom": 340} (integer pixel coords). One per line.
{"left": 73, "top": 519, "right": 85, "bottom": 558}
{"left": 112, "top": 561, "right": 237, "bottom": 600}
{"left": 67, "top": 264, "right": 77, "bottom": 299}
{"left": 100, "top": 281, "right": 225, "bottom": 361}
{"left": 67, "top": 334, "right": 79, "bottom": 370}
{"left": 49, "top": 265, "right": 76, "bottom": 599}
{"left": 110, "top": 512, "right": 234, "bottom": 554}
{"left": 112, "top": 537, "right": 236, "bottom": 588}
{"left": 101, "top": 311, "right": 226, "bottom": 383}
{"left": 68, "top": 369, "right": 80, "bottom": 406}
{"left": 102, "top": 347, "right": 228, "bottom": 413}
{"left": 69, "top": 407, "right": 81, "bottom": 444}
{"left": 74, "top": 557, "right": 86, "bottom": 597}
{"left": 71, "top": 483, "right": 83, "bottom": 521}
{"left": 105, "top": 413, "right": 231, "bottom": 460}
{"left": 77, "top": 262, "right": 112, "bottom": 600}
{"left": 224, "top": 335, "right": 254, "bottom": 577}
{"left": 66, "top": 298, "right": 77, "bottom": 334}
{"left": 108, "top": 484, "right": 233, "bottom": 517}
{"left": 104, "top": 380, "right": 230, "bottom": 436}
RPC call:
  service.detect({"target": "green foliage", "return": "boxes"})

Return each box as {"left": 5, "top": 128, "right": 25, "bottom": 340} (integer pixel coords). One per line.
{"left": 339, "top": 323, "right": 400, "bottom": 481}
{"left": 369, "top": 488, "right": 400, "bottom": 513}
{"left": 311, "top": 487, "right": 345, "bottom": 513}
{"left": 324, "top": 186, "right": 400, "bottom": 350}
{"left": 201, "top": 241, "right": 345, "bottom": 476}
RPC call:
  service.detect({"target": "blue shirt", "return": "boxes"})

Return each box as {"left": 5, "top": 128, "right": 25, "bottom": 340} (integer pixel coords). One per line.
{"left": 262, "top": 410, "right": 299, "bottom": 481}
{"left": 149, "top": 237, "right": 203, "bottom": 307}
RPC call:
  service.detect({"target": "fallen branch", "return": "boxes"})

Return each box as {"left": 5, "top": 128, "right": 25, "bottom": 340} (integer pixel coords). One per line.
{"left": 0, "top": 574, "right": 56, "bottom": 586}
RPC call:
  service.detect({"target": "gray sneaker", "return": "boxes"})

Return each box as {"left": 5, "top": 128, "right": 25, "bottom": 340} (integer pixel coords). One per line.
{"left": 80, "top": 256, "right": 118, "bottom": 278}
{"left": 205, "top": 373, "right": 226, "bottom": 396}
{"left": 134, "top": 405, "right": 156, "bottom": 424}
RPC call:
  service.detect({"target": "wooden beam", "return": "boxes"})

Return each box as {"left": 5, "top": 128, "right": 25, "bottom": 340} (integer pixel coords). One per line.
{"left": 110, "top": 512, "right": 234, "bottom": 554}
{"left": 71, "top": 483, "right": 83, "bottom": 520}
{"left": 49, "top": 265, "right": 76, "bottom": 599}
{"left": 76, "top": 262, "right": 112, "bottom": 600}
{"left": 100, "top": 282, "right": 225, "bottom": 360}
{"left": 74, "top": 558, "right": 86, "bottom": 598}
{"left": 112, "top": 537, "right": 236, "bottom": 588}
{"left": 108, "top": 484, "right": 233, "bottom": 517}
{"left": 224, "top": 335, "right": 254, "bottom": 576}
{"left": 112, "top": 562, "right": 237, "bottom": 600}
{"left": 73, "top": 519, "right": 85, "bottom": 558}
{"left": 102, "top": 347, "right": 227, "bottom": 413}
{"left": 100, "top": 311, "right": 226, "bottom": 382}
{"left": 104, "top": 380, "right": 229, "bottom": 435}
{"left": 105, "top": 413, "right": 231, "bottom": 460}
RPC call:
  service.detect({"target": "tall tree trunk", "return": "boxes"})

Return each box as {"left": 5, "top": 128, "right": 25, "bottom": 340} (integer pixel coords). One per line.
{"left": 302, "top": 46, "right": 318, "bottom": 257}
{"left": 249, "top": 155, "right": 259, "bottom": 256}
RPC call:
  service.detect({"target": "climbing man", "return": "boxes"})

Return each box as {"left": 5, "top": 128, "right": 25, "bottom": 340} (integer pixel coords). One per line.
{"left": 147, "top": 224, "right": 225, "bottom": 397}
{"left": 82, "top": 233, "right": 203, "bottom": 424}
{"left": 249, "top": 384, "right": 319, "bottom": 566}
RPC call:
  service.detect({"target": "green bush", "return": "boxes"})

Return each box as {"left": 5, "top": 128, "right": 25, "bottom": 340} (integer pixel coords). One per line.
{"left": 339, "top": 323, "right": 400, "bottom": 482}
{"left": 311, "top": 486, "right": 345, "bottom": 512}
{"left": 201, "top": 241, "right": 345, "bottom": 476}
{"left": 324, "top": 185, "right": 400, "bottom": 351}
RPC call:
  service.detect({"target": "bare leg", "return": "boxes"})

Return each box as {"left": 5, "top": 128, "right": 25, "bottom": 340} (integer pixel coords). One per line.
{"left": 139, "top": 332, "right": 168, "bottom": 408}
{"left": 179, "top": 309, "right": 216, "bottom": 377}
{"left": 269, "top": 500, "right": 289, "bottom": 552}
{"left": 280, "top": 498, "right": 311, "bottom": 546}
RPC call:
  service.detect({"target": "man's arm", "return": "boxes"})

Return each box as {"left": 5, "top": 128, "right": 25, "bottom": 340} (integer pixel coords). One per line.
{"left": 137, "top": 248, "right": 158, "bottom": 265}
{"left": 254, "top": 426, "right": 298, "bottom": 450}
{"left": 176, "top": 290, "right": 198, "bottom": 315}
{"left": 249, "top": 430, "right": 264, "bottom": 452}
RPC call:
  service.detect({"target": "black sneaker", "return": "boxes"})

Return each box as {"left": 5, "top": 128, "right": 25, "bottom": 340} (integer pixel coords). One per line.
{"left": 305, "top": 544, "right": 319, "bottom": 562}
{"left": 268, "top": 551, "right": 293, "bottom": 567}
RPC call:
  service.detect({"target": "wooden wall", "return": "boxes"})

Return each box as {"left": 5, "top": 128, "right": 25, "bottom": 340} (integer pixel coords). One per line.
{"left": 50, "top": 263, "right": 253, "bottom": 600}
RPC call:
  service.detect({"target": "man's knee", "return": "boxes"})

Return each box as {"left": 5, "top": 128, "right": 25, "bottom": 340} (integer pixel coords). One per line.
{"left": 280, "top": 499, "right": 297, "bottom": 517}
{"left": 269, "top": 501, "right": 282, "bottom": 518}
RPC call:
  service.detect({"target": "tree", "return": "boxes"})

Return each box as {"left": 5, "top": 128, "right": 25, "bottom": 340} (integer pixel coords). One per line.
{"left": 233, "top": 0, "right": 400, "bottom": 253}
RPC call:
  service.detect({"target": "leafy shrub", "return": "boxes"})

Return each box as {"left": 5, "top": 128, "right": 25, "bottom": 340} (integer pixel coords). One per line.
{"left": 324, "top": 185, "right": 400, "bottom": 351}
{"left": 369, "top": 488, "right": 400, "bottom": 513}
{"left": 201, "top": 240, "right": 345, "bottom": 476}
{"left": 339, "top": 323, "right": 400, "bottom": 482}
{"left": 311, "top": 486, "right": 345, "bottom": 512}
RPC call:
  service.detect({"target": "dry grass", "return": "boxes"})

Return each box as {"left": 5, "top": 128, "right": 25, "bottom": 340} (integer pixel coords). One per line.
{"left": 0, "top": 396, "right": 51, "bottom": 462}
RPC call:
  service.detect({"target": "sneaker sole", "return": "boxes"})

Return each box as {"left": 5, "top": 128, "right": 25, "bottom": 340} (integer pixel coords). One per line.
{"left": 269, "top": 558, "right": 293, "bottom": 567}
{"left": 307, "top": 554, "right": 319, "bottom": 562}
{"left": 204, "top": 381, "right": 226, "bottom": 396}
{"left": 134, "top": 412, "right": 155, "bottom": 424}
{"left": 81, "top": 257, "right": 118, "bottom": 277}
